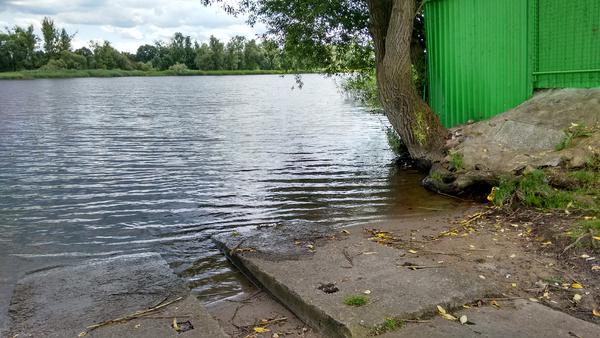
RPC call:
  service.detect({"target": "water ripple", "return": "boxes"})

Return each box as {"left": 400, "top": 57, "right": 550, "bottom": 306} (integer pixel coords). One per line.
{"left": 0, "top": 75, "right": 463, "bottom": 302}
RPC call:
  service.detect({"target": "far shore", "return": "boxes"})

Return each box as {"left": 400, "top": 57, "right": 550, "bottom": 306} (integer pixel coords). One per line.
{"left": 0, "top": 69, "right": 320, "bottom": 80}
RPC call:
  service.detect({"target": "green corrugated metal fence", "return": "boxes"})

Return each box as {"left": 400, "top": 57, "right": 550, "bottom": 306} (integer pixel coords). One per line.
{"left": 425, "top": 0, "right": 529, "bottom": 127}
{"left": 425, "top": 0, "right": 600, "bottom": 127}
{"left": 533, "top": 0, "right": 600, "bottom": 88}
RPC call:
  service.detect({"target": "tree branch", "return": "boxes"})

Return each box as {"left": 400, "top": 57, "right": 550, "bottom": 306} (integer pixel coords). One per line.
{"left": 367, "top": 0, "right": 393, "bottom": 63}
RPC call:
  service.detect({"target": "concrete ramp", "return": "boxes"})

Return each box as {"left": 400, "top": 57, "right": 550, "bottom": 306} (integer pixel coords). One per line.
{"left": 214, "top": 221, "right": 600, "bottom": 337}
{"left": 6, "top": 253, "right": 227, "bottom": 338}
{"left": 214, "top": 223, "right": 495, "bottom": 338}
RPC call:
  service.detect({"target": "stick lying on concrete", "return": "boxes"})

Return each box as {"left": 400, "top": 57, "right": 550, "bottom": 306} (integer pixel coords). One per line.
{"left": 79, "top": 296, "right": 184, "bottom": 336}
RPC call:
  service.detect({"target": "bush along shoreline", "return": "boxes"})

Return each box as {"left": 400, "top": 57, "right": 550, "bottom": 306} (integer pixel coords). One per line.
{"left": 0, "top": 68, "right": 319, "bottom": 80}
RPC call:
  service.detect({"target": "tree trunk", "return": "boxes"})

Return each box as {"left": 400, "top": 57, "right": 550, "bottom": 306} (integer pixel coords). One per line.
{"left": 367, "top": 0, "right": 447, "bottom": 165}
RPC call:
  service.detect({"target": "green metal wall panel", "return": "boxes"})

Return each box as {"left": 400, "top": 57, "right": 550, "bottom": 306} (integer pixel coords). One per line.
{"left": 425, "top": 0, "right": 530, "bottom": 127}
{"left": 533, "top": 0, "right": 600, "bottom": 88}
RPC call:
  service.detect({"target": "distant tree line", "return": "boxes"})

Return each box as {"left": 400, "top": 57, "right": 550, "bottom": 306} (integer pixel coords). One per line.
{"left": 0, "top": 17, "right": 312, "bottom": 72}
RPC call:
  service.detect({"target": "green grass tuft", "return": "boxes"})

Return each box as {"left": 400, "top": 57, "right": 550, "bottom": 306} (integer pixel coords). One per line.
{"left": 344, "top": 295, "right": 368, "bottom": 307}
{"left": 491, "top": 176, "right": 518, "bottom": 207}
{"left": 516, "top": 171, "right": 571, "bottom": 208}
{"left": 429, "top": 171, "right": 443, "bottom": 183}
{"left": 370, "top": 317, "right": 404, "bottom": 335}
{"left": 491, "top": 170, "right": 595, "bottom": 210}
{"left": 570, "top": 218, "right": 600, "bottom": 240}
{"left": 449, "top": 151, "right": 464, "bottom": 171}
{"left": 555, "top": 123, "right": 594, "bottom": 151}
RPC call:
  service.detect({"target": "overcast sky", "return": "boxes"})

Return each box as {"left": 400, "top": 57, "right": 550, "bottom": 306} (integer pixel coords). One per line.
{"left": 0, "top": 0, "right": 264, "bottom": 52}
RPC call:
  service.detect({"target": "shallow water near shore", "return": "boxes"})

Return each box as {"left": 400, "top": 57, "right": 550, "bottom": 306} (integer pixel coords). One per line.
{"left": 0, "top": 74, "right": 465, "bottom": 318}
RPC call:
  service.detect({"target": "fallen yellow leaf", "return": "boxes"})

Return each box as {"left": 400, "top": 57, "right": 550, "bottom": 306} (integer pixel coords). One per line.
{"left": 593, "top": 236, "right": 600, "bottom": 241}
{"left": 441, "top": 313, "right": 457, "bottom": 321}
{"left": 375, "top": 232, "right": 392, "bottom": 240}
{"left": 591, "top": 265, "right": 600, "bottom": 271}
{"left": 408, "top": 249, "right": 418, "bottom": 254}
{"left": 593, "top": 309, "right": 600, "bottom": 318}
{"left": 571, "top": 281, "right": 584, "bottom": 289}
{"left": 436, "top": 305, "right": 447, "bottom": 315}
{"left": 436, "top": 305, "right": 457, "bottom": 320}
{"left": 172, "top": 318, "right": 180, "bottom": 332}
{"left": 254, "top": 327, "right": 271, "bottom": 333}
{"left": 487, "top": 187, "right": 498, "bottom": 202}
{"left": 490, "top": 300, "right": 500, "bottom": 308}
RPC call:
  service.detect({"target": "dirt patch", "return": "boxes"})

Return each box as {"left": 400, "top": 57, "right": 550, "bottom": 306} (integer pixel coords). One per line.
{"left": 366, "top": 206, "right": 600, "bottom": 325}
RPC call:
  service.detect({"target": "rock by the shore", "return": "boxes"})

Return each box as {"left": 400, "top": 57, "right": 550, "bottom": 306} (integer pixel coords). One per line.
{"left": 425, "top": 88, "right": 600, "bottom": 194}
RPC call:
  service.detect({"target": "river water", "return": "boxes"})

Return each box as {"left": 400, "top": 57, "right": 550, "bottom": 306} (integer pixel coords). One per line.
{"left": 0, "top": 75, "right": 462, "bottom": 307}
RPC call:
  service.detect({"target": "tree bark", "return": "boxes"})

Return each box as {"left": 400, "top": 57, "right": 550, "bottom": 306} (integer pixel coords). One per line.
{"left": 367, "top": 0, "right": 447, "bottom": 165}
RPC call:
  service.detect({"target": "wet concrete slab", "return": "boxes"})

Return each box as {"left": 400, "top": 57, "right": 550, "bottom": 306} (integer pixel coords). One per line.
{"left": 208, "top": 290, "right": 322, "bottom": 338}
{"left": 385, "top": 299, "right": 600, "bottom": 338}
{"left": 6, "top": 252, "right": 227, "bottom": 338}
{"left": 215, "top": 215, "right": 600, "bottom": 337}
{"left": 213, "top": 220, "right": 497, "bottom": 338}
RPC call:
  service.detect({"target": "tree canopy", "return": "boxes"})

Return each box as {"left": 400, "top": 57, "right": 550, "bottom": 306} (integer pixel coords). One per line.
{"left": 0, "top": 16, "right": 319, "bottom": 73}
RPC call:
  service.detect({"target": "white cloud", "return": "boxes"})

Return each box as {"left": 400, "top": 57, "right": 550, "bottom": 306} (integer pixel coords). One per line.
{"left": 0, "top": 0, "right": 264, "bottom": 52}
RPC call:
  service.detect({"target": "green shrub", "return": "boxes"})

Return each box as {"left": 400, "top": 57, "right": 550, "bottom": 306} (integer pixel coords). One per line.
{"left": 168, "top": 62, "right": 189, "bottom": 74}
{"left": 386, "top": 127, "right": 408, "bottom": 156}
{"left": 136, "top": 61, "right": 154, "bottom": 71}
{"left": 59, "top": 51, "right": 88, "bottom": 70}
{"left": 39, "top": 59, "right": 67, "bottom": 71}
{"left": 341, "top": 71, "right": 380, "bottom": 109}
